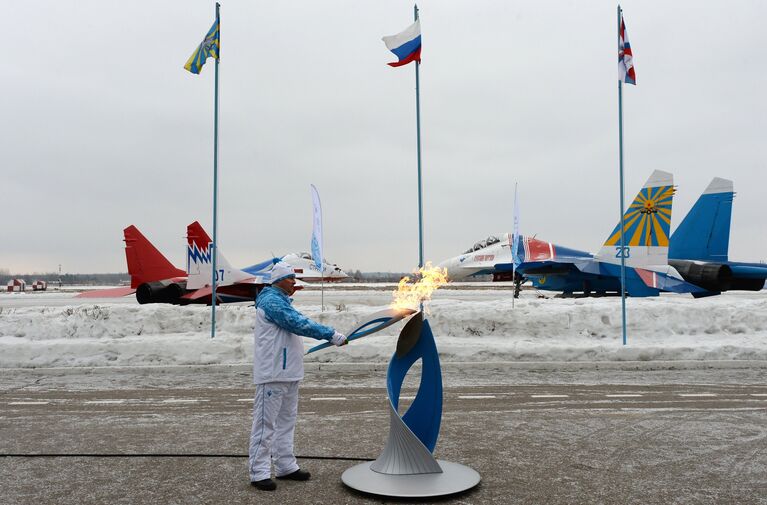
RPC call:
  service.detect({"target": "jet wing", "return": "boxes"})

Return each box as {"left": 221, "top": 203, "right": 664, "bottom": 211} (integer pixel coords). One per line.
{"left": 232, "top": 276, "right": 268, "bottom": 285}
{"left": 76, "top": 287, "right": 137, "bottom": 298}
{"left": 634, "top": 267, "right": 709, "bottom": 295}
{"left": 573, "top": 260, "right": 611, "bottom": 276}
{"left": 180, "top": 286, "right": 212, "bottom": 301}
{"left": 181, "top": 275, "right": 272, "bottom": 302}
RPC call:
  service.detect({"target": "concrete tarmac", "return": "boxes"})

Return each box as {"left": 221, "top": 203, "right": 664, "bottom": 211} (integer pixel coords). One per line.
{"left": 1, "top": 364, "right": 767, "bottom": 505}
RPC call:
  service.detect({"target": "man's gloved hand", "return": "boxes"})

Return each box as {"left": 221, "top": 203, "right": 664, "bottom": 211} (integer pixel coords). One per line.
{"left": 330, "top": 331, "right": 347, "bottom": 347}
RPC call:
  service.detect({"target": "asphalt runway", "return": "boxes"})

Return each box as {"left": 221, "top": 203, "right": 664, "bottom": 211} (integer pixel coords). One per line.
{"left": 1, "top": 365, "right": 766, "bottom": 504}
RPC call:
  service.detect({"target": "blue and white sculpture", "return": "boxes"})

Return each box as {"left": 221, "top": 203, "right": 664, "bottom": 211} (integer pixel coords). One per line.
{"left": 341, "top": 312, "right": 481, "bottom": 498}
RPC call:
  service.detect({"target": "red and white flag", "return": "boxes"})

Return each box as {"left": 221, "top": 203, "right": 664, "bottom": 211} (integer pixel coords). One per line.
{"left": 618, "top": 14, "right": 636, "bottom": 85}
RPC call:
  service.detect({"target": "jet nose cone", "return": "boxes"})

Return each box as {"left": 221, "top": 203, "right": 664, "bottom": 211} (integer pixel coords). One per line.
{"left": 437, "top": 257, "right": 460, "bottom": 282}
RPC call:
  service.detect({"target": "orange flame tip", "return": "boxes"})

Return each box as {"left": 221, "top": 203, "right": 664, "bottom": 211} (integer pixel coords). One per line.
{"left": 391, "top": 262, "right": 449, "bottom": 311}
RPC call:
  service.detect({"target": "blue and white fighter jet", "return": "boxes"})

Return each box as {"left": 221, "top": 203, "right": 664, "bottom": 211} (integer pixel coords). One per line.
{"left": 439, "top": 171, "right": 766, "bottom": 297}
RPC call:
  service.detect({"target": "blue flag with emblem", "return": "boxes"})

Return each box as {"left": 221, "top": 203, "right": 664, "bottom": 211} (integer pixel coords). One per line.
{"left": 184, "top": 18, "right": 220, "bottom": 74}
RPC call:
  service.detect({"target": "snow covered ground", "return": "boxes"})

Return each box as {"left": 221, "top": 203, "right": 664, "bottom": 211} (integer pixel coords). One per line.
{"left": 1, "top": 287, "right": 766, "bottom": 368}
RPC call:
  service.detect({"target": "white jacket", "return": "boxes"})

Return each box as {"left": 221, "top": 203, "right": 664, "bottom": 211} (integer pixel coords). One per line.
{"left": 253, "top": 286, "right": 335, "bottom": 384}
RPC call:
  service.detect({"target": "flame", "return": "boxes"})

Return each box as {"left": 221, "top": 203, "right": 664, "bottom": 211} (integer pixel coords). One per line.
{"left": 391, "top": 262, "right": 449, "bottom": 311}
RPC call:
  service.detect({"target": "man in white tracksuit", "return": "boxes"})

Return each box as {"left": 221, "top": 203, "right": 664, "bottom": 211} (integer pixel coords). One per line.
{"left": 249, "top": 262, "right": 347, "bottom": 491}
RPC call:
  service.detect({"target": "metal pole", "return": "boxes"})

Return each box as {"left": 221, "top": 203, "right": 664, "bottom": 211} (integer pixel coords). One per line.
{"left": 511, "top": 268, "right": 515, "bottom": 308}
{"left": 414, "top": 4, "right": 423, "bottom": 270}
{"left": 617, "top": 4, "right": 627, "bottom": 346}
{"left": 211, "top": 2, "right": 220, "bottom": 339}
{"left": 321, "top": 209, "right": 325, "bottom": 312}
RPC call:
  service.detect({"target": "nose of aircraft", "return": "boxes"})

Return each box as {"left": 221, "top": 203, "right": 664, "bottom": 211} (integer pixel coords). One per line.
{"left": 437, "top": 256, "right": 463, "bottom": 282}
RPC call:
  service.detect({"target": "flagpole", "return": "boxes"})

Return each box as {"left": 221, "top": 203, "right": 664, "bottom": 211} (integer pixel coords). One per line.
{"left": 617, "top": 4, "right": 627, "bottom": 346}
{"left": 210, "top": 2, "right": 221, "bottom": 339}
{"left": 511, "top": 265, "right": 515, "bottom": 309}
{"left": 320, "top": 211, "right": 325, "bottom": 312}
{"left": 414, "top": 4, "right": 424, "bottom": 270}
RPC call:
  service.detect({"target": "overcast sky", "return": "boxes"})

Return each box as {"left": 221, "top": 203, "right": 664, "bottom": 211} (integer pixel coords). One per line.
{"left": 4, "top": 0, "right": 766, "bottom": 274}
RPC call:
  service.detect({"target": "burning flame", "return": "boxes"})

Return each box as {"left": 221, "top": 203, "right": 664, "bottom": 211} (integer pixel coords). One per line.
{"left": 391, "top": 262, "right": 449, "bottom": 311}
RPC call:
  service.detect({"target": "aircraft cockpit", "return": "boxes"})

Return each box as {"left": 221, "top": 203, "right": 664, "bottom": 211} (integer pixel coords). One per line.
{"left": 463, "top": 235, "right": 500, "bottom": 254}
{"left": 296, "top": 251, "right": 338, "bottom": 268}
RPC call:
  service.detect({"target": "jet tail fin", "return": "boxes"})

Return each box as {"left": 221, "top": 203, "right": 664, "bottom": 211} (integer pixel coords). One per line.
{"left": 669, "top": 178, "right": 733, "bottom": 262}
{"left": 124, "top": 225, "right": 186, "bottom": 289}
{"left": 596, "top": 170, "right": 675, "bottom": 267}
{"left": 186, "top": 221, "right": 252, "bottom": 289}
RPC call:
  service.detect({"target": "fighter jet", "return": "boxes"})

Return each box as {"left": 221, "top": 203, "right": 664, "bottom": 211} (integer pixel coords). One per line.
{"left": 280, "top": 252, "right": 349, "bottom": 283}
{"left": 78, "top": 222, "right": 276, "bottom": 304}
{"left": 441, "top": 174, "right": 767, "bottom": 297}
{"left": 439, "top": 171, "right": 713, "bottom": 297}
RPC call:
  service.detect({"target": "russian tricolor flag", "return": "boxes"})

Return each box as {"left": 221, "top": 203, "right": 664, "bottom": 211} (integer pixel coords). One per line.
{"left": 382, "top": 19, "right": 421, "bottom": 67}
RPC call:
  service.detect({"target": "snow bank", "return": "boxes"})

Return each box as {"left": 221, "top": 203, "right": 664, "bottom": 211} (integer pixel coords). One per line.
{"left": 0, "top": 291, "right": 765, "bottom": 368}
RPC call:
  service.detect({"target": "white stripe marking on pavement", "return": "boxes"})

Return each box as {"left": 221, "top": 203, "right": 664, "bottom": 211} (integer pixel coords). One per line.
{"left": 678, "top": 393, "right": 717, "bottom": 397}
{"left": 605, "top": 394, "right": 643, "bottom": 398}
{"left": 85, "top": 400, "right": 125, "bottom": 404}
{"left": 162, "top": 399, "right": 208, "bottom": 403}
{"left": 530, "top": 394, "right": 569, "bottom": 398}
{"left": 458, "top": 395, "right": 497, "bottom": 400}
{"left": 310, "top": 397, "right": 347, "bottom": 401}
{"left": 237, "top": 399, "right": 253, "bottom": 402}
{"left": 750, "top": 394, "right": 767, "bottom": 397}
{"left": 9, "top": 401, "right": 49, "bottom": 405}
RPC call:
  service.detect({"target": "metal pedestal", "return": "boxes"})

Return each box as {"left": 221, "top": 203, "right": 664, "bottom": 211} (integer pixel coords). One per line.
{"left": 342, "top": 460, "right": 480, "bottom": 498}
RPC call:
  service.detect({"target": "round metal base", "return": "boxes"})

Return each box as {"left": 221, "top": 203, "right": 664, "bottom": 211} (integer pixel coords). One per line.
{"left": 341, "top": 460, "right": 480, "bottom": 498}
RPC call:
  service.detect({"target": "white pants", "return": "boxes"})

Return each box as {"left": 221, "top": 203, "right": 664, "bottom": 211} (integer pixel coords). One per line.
{"left": 248, "top": 381, "right": 300, "bottom": 481}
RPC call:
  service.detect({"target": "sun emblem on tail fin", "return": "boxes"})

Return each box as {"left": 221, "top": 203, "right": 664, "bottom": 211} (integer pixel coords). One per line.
{"left": 604, "top": 185, "right": 675, "bottom": 247}
{"left": 640, "top": 199, "right": 658, "bottom": 214}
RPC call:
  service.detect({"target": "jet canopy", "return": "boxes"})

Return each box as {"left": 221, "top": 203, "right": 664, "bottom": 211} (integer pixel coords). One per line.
{"left": 463, "top": 235, "right": 501, "bottom": 254}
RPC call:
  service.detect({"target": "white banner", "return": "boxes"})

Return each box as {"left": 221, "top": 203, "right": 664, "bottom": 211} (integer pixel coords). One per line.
{"left": 310, "top": 184, "right": 323, "bottom": 272}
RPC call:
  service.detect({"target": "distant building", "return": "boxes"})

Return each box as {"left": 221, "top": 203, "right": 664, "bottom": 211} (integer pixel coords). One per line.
{"left": 32, "top": 280, "right": 47, "bottom": 291}
{"left": 6, "top": 279, "right": 26, "bottom": 292}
